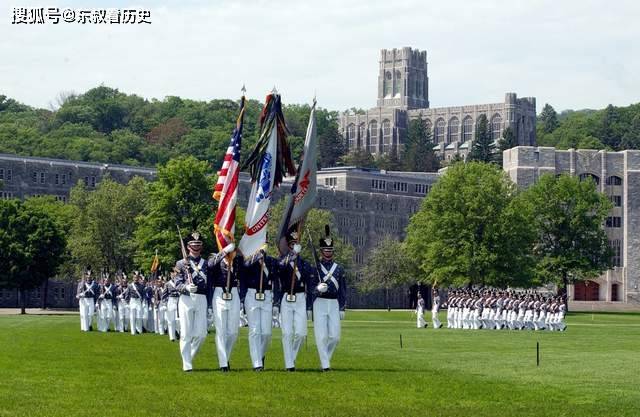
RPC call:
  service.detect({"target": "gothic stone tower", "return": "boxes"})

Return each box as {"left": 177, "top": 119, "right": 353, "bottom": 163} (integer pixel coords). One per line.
{"left": 376, "top": 47, "right": 429, "bottom": 109}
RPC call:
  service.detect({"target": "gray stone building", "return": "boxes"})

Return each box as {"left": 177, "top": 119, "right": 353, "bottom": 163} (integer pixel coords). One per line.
{"left": 338, "top": 47, "right": 537, "bottom": 162}
{"left": 504, "top": 146, "right": 640, "bottom": 306}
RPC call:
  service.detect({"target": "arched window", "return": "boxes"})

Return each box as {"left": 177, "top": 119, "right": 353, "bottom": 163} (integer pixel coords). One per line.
{"left": 369, "top": 120, "right": 378, "bottom": 154}
{"left": 384, "top": 72, "right": 392, "bottom": 97}
{"left": 346, "top": 124, "right": 356, "bottom": 150}
{"left": 606, "top": 176, "right": 622, "bottom": 186}
{"left": 358, "top": 123, "right": 366, "bottom": 149}
{"left": 448, "top": 117, "right": 460, "bottom": 143}
{"left": 579, "top": 173, "right": 600, "bottom": 185}
{"left": 382, "top": 120, "right": 392, "bottom": 152}
{"left": 491, "top": 114, "right": 503, "bottom": 140}
{"left": 425, "top": 119, "right": 432, "bottom": 135}
{"left": 393, "top": 70, "right": 402, "bottom": 96}
{"left": 462, "top": 116, "right": 473, "bottom": 142}
{"left": 435, "top": 118, "right": 445, "bottom": 143}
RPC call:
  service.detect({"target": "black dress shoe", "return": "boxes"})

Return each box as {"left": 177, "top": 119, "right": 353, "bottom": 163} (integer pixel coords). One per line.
{"left": 253, "top": 367, "right": 263, "bottom": 372}
{"left": 286, "top": 367, "right": 296, "bottom": 372}
{"left": 220, "top": 366, "right": 229, "bottom": 372}
{"left": 322, "top": 368, "right": 331, "bottom": 372}
{"left": 184, "top": 369, "right": 192, "bottom": 373}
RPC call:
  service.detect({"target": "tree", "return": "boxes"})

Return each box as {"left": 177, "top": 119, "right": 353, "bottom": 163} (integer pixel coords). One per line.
{"left": 68, "top": 176, "right": 147, "bottom": 274}
{"left": 0, "top": 200, "right": 66, "bottom": 314}
{"left": 403, "top": 116, "right": 439, "bottom": 172}
{"left": 468, "top": 114, "right": 496, "bottom": 164}
{"left": 375, "top": 146, "right": 402, "bottom": 171}
{"left": 497, "top": 126, "right": 517, "bottom": 167}
{"left": 405, "top": 162, "right": 536, "bottom": 288}
{"left": 339, "top": 148, "right": 376, "bottom": 168}
{"left": 358, "top": 236, "right": 413, "bottom": 310}
{"left": 539, "top": 103, "right": 560, "bottom": 134}
{"left": 520, "top": 174, "right": 612, "bottom": 295}
{"left": 133, "top": 156, "right": 217, "bottom": 272}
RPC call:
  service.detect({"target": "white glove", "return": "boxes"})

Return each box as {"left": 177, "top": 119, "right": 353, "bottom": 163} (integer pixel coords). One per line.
{"left": 187, "top": 284, "right": 198, "bottom": 293}
{"left": 339, "top": 311, "right": 345, "bottom": 320}
{"left": 240, "top": 302, "right": 245, "bottom": 313}
{"left": 223, "top": 243, "right": 235, "bottom": 254}
{"left": 293, "top": 244, "right": 302, "bottom": 254}
{"left": 207, "top": 308, "right": 213, "bottom": 319}
{"left": 306, "top": 310, "right": 312, "bottom": 321}
{"left": 316, "top": 283, "right": 329, "bottom": 294}
{"left": 272, "top": 306, "right": 280, "bottom": 317}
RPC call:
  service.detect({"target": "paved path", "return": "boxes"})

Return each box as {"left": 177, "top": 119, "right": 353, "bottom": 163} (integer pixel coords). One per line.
{"left": 0, "top": 308, "right": 77, "bottom": 315}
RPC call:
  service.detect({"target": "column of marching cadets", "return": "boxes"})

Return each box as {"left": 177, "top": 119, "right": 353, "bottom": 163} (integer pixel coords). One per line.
{"left": 416, "top": 288, "right": 567, "bottom": 331}
{"left": 75, "top": 229, "right": 347, "bottom": 372}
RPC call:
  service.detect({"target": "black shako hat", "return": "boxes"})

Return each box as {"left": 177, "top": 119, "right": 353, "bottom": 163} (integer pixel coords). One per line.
{"left": 319, "top": 225, "right": 333, "bottom": 250}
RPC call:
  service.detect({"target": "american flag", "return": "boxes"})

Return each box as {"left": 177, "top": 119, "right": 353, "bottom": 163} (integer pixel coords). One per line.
{"left": 213, "top": 96, "right": 245, "bottom": 251}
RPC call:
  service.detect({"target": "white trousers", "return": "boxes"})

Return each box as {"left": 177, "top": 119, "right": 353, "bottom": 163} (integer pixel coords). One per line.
{"left": 117, "top": 301, "right": 129, "bottom": 332}
{"left": 98, "top": 301, "right": 115, "bottom": 332}
{"left": 446, "top": 308, "right": 453, "bottom": 328}
{"left": 129, "top": 298, "right": 144, "bottom": 335}
{"left": 178, "top": 293, "right": 208, "bottom": 371}
{"left": 313, "top": 298, "right": 340, "bottom": 369}
{"left": 157, "top": 305, "right": 167, "bottom": 335}
{"left": 417, "top": 307, "right": 426, "bottom": 328}
{"left": 280, "top": 293, "right": 307, "bottom": 369}
{"left": 432, "top": 307, "right": 441, "bottom": 328}
{"left": 79, "top": 297, "right": 95, "bottom": 331}
{"left": 524, "top": 309, "right": 534, "bottom": 329}
{"left": 245, "top": 289, "right": 273, "bottom": 368}
{"left": 213, "top": 287, "right": 240, "bottom": 368}
{"left": 166, "top": 297, "right": 179, "bottom": 341}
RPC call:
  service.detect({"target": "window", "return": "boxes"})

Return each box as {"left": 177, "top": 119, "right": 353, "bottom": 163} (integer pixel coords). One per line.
{"left": 393, "top": 70, "right": 401, "bottom": 96}
{"left": 448, "top": 117, "right": 460, "bottom": 143}
{"left": 375, "top": 201, "right": 385, "bottom": 211}
{"left": 53, "top": 288, "right": 59, "bottom": 298}
{"left": 415, "top": 184, "right": 427, "bottom": 195}
{"left": 347, "top": 124, "right": 356, "bottom": 150}
{"left": 610, "top": 195, "right": 622, "bottom": 207}
{"left": 1, "top": 192, "right": 14, "bottom": 199}
{"left": 55, "top": 195, "right": 67, "bottom": 203}
{"left": 606, "top": 176, "right": 622, "bottom": 186}
{"left": 60, "top": 288, "right": 65, "bottom": 299}
{"left": 393, "top": 182, "right": 408, "bottom": 192}
{"left": 0, "top": 168, "right": 3, "bottom": 180}
{"left": 325, "top": 177, "right": 337, "bottom": 187}
{"left": 32, "top": 172, "right": 38, "bottom": 183}
{"left": 435, "top": 119, "right": 445, "bottom": 143}
{"left": 355, "top": 200, "right": 364, "bottom": 209}
{"left": 358, "top": 123, "right": 366, "bottom": 145}
{"left": 371, "top": 179, "right": 386, "bottom": 191}
{"left": 579, "top": 173, "right": 600, "bottom": 185}
{"left": 491, "top": 114, "right": 502, "bottom": 140}
{"left": 369, "top": 121, "right": 378, "bottom": 154}
{"left": 84, "top": 176, "right": 89, "bottom": 186}
{"left": 62, "top": 174, "right": 67, "bottom": 185}
{"left": 91, "top": 176, "right": 96, "bottom": 187}
{"left": 355, "top": 235, "right": 366, "bottom": 246}
{"left": 354, "top": 252, "right": 364, "bottom": 264}
{"left": 340, "top": 217, "right": 349, "bottom": 227}
{"left": 318, "top": 196, "right": 328, "bottom": 208}
{"left": 389, "top": 202, "right": 398, "bottom": 212}
{"left": 40, "top": 172, "right": 45, "bottom": 184}
{"left": 6, "top": 169, "right": 11, "bottom": 181}
{"left": 382, "top": 120, "right": 392, "bottom": 152}
{"left": 609, "top": 239, "right": 622, "bottom": 267}
{"left": 55, "top": 173, "right": 60, "bottom": 185}
{"left": 462, "top": 116, "right": 473, "bottom": 142}
{"left": 606, "top": 216, "right": 621, "bottom": 228}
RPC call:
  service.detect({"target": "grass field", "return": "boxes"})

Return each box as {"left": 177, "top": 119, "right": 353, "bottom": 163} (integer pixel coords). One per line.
{"left": 0, "top": 311, "right": 638, "bottom": 417}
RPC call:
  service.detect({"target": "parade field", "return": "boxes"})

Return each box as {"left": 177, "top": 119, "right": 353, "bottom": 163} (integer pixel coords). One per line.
{"left": 0, "top": 311, "right": 638, "bottom": 417}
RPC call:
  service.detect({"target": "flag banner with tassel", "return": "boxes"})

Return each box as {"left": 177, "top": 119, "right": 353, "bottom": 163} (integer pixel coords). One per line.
{"left": 150, "top": 250, "right": 160, "bottom": 279}
{"left": 213, "top": 94, "right": 246, "bottom": 251}
{"left": 239, "top": 92, "right": 295, "bottom": 257}
{"left": 277, "top": 99, "right": 318, "bottom": 255}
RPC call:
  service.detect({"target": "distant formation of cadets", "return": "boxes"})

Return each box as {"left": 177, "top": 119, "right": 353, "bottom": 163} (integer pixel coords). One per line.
{"left": 75, "top": 226, "right": 347, "bottom": 373}
{"left": 441, "top": 288, "right": 567, "bottom": 331}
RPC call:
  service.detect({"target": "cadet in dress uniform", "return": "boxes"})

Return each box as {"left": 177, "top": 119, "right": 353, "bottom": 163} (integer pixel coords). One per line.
{"left": 128, "top": 272, "right": 146, "bottom": 335}
{"left": 164, "top": 268, "right": 181, "bottom": 341}
{"left": 277, "top": 231, "right": 315, "bottom": 372}
{"left": 210, "top": 243, "right": 241, "bottom": 372}
{"left": 240, "top": 248, "right": 280, "bottom": 371}
{"left": 116, "top": 276, "right": 129, "bottom": 333}
{"left": 431, "top": 288, "right": 442, "bottom": 329}
{"left": 97, "top": 272, "right": 117, "bottom": 332}
{"left": 142, "top": 277, "right": 155, "bottom": 333}
{"left": 416, "top": 292, "right": 426, "bottom": 328}
{"left": 76, "top": 267, "right": 98, "bottom": 331}
{"left": 309, "top": 227, "right": 346, "bottom": 371}
{"left": 155, "top": 278, "right": 167, "bottom": 335}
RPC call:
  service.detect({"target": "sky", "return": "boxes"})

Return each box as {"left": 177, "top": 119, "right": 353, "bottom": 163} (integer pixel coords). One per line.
{"left": 1, "top": 0, "right": 639, "bottom": 113}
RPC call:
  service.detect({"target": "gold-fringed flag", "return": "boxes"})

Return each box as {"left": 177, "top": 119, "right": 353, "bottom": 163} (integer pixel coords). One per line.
{"left": 238, "top": 91, "right": 295, "bottom": 257}
{"left": 277, "top": 98, "right": 319, "bottom": 255}
{"left": 150, "top": 249, "right": 160, "bottom": 278}
{"left": 213, "top": 94, "right": 246, "bottom": 251}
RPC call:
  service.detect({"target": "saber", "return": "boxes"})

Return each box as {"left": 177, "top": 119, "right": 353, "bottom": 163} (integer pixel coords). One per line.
{"left": 176, "top": 225, "right": 193, "bottom": 285}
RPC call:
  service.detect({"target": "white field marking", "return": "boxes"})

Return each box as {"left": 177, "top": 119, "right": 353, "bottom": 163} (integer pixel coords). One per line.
{"left": 345, "top": 320, "right": 640, "bottom": 327}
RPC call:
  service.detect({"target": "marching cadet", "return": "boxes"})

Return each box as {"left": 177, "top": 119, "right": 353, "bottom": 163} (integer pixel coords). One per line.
{"left": 164, "top": 268, "right": 181, "bottom": 342}
{"left": 431, "top": 288, "right": 442, "bottom": 329}
{"left": 97, "top": 272, "right": 117, "bottom": 332}
{"left": 175, "top": 232, "right": 232, "bottom": 372}
{"left": 277, "top": 231, "right": 315, "bottom": 372}
{"left": 116, "top": 275, "right": 129, "bottom": 333}
{"left": 155, "top": 278, "right": 167, "bottom": 335}
{"left": 309, "top": 227, "right": 346, "bottom": 371}
{"left": 210, "top": 243, "right": 241, "bottom": 372}
{"left": 128, "top": 272, "right": 146, "bottom": 335}
{"left": 76, "top": 266, "right": 98, "bottom": 332}
{"left": 240, "top": 248, "right": 280, "bottom": 371}
{"left": 143, "top": 277, "right": 155, "bottom": 333}
{"left": 416, "top": 292, "right": 426, "bottom": 328}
